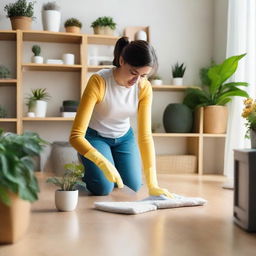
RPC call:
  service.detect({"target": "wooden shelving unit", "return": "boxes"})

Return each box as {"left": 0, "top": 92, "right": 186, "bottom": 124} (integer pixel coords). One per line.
{"left": 0, "top": 30, "right": 226, "bottom": 175}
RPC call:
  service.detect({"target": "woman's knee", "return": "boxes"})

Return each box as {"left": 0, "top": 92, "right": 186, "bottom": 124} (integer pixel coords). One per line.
{"left": 127, "top": 181, "right": 142, "bottom": 192}
{"left": 86, "top": 182, "right": 114, "bottom": 196}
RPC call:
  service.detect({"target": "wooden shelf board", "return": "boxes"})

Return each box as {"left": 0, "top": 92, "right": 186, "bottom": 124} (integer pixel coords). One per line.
{"left": 22, "top": 117, "right": 74, "bottom": 121}
{"left": 22, "top": 30, "right": 83, "bottom": 44}
{"left": 0, "top": 79, "right": 17, "bottom": 84}
{"left": 0, "top": 118, "right": 17, "bottom": 122}
{"left": 0, "top": 31, "right": 16, "bottom": 41}
{"left": 22, "top": 64, "right": 82, "bottom": 72}
{"left": 87, "top": 65, "right": 113, "bottom": 71}
{"left": 152, "top": 85, "right": 198, "bottom": 91}
{"left": 203, "top": 134, "right": 226, "bottom": 138}
{"left": 87, "top": 34, "right": 119, "bottom": 45}
{"left": 152, "top": 133, "right": 200, "bottom": 137}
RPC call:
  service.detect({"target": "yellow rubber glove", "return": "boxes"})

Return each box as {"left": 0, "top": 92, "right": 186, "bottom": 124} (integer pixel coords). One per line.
{"left": 145, "top": 167, "right": 174, "bottom": 198}
{"left": 84, "top": 148, "right": 124, "bottom": 188}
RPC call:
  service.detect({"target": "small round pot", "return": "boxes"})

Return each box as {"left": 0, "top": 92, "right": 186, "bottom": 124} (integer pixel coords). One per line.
{"left": 10, "top": 16, "right": 32, "bottom": 30}
{"left": 31, "top": 56, "right": 44, "bottom": 64}
{"left": 172, "top": 77, "right": 183, "bottom": 86}
{"left": 93, "top": 26, "right": 114, "bottom": 35}
{"left": 65, "top": 26, "right": 80, "bottom": 33}
{"left": 150, "top": 79, "right": 163, "bottom": 86}
{"left": 27, "top": 112, "right": 35, "bottom": 117}
{"left": 55, "top": 190, "right": 78, "bottom": 212}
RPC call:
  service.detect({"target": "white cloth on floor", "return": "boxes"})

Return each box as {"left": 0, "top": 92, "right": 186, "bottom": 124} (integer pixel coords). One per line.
{"left": 94, "top": 194, "right": 207, "bottom": 215}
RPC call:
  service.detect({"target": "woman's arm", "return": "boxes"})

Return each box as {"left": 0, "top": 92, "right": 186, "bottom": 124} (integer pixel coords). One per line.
{"left": 137, "top": 79, "right": 173, "bottom": 197}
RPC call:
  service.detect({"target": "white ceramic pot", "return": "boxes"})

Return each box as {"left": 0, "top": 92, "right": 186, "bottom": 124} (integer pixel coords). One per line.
{"left": 27, "top": 112, "right": 35, "bottom": 117}
{"left": 151, "top": 79, "right": 163, "bottom": 86}
{"left": 173, "top": 77, "right": 183, "bottom": 86}
{"left": 135, "top": 30, "right": 147, "bottom": 41}
{"left": 62, "top": 53, "right": 75, "bottom": 65}
{"left": 42, "top": 10, "right": 61, "bottom": 32}
{"left": 34, "top": 100, "right": 47, "bottom": 117}
{"left": 31, "top": 56, "right": 44, "bottom": 64}
{"left": 55, "top": 190, "right": 78, "bottom": 212}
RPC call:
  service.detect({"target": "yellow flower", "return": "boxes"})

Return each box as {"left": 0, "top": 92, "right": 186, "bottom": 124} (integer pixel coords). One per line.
{"left": 244, "top": 98, "right": 253, "bottom": 105}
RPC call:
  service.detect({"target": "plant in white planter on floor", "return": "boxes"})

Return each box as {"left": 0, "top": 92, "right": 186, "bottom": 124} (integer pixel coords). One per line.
{"left": 31, "top": 45, "right": 43, "bottom": 64}
{"left": 172, "top": 62, "right": 186, "bottom": 85}
{"left": 42, "top": 1, "right": 61, "bottom": 32}
{"left": 46, "top": 163, "right": 86, "bottom": 212}
{"left": 26, "top": 88, "right": 50, "bottom": 117}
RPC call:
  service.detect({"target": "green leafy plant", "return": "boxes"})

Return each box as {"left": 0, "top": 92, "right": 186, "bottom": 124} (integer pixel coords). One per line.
{"left": 4, "top": 0, "right": 35, "bottom": 18}
{"left": 32, "top": 45, "right": 41, "bottom": 56}
{"left": 42, "top": 1, "right": 60, "bottom": 11}
{"left": 0, "top": 105, "right": 7, "bottom": 118}
{"left": 172, "top": 62, "right": 186, "bottom": 78}
{"left": 183, "top": 54, "right": 249, "bottom": 110}
{"left": 91, "top": 16, "right": 116, "bottom": 29}
{"left": 199, "top": 60, "right": 216, "bottom": 86}
{"left": 0, "top": 129, "right": 48, "bottom": 205}
{"left": 64, "top": 18, "right": 82, "bottom": 28}
{"left": 46, "top": 162, "right": 86, "bottom": 191}
{"left": 0, "top": 65, "right": 11, "bottom": 79}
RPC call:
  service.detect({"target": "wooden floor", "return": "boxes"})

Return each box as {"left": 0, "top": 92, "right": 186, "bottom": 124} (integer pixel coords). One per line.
{"left": 0, "top": 173, "right": 256, "bottom": 256}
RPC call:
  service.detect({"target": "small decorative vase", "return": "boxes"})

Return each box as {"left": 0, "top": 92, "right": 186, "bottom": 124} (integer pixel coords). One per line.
{"left": 150, "top": 79, "right": 163, "bottom": 86}
{"left": 62, "top": 53, "right": 75, "bottom": 65}
{"left": 250, "top": 129, "right": 256, "bottom": 149}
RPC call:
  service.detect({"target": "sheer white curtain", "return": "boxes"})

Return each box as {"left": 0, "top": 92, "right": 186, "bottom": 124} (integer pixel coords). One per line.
{"left": 224, "top": 0, "right": 256, "bottom": 180}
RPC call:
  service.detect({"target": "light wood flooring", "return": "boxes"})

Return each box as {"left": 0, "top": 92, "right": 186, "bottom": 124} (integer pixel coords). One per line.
{"left": 0, "top": 173, "right": 256, "bottom": 256}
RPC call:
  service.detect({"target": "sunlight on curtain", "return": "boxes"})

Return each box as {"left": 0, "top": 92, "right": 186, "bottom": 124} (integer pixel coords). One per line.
{"left": 224, "top": 0, "right": 256, "bottom": 179}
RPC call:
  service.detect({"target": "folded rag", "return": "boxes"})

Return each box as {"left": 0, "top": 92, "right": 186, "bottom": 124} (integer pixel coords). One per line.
{"left": 94, "top": 194, "right": 207, "bottom": 215}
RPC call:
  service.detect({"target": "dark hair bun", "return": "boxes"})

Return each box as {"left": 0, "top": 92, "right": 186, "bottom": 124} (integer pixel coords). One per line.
{"left": 113, "top": 37, "right": 129, "bottom": 67}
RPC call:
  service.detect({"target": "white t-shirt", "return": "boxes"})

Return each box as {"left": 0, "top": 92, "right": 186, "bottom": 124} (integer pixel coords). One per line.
{"left": 89, "top": 68, "right": 139, "bottom": 138}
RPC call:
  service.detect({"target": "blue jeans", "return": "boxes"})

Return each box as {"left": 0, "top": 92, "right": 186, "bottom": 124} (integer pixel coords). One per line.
{"left": 79, "top": 127, "right": 142, "bottom": 196}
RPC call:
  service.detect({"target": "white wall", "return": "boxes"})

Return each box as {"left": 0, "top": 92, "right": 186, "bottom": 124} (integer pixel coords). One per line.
{"left": 0, "top": 0, "right": 229, "bottom": 172}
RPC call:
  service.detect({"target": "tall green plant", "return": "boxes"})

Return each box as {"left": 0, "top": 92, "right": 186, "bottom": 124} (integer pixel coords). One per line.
{"left": 0, "top": 130, "right": 48, "bottom": 205}
{"left": 183, "top": 54, "right": 249, "bottom": 110}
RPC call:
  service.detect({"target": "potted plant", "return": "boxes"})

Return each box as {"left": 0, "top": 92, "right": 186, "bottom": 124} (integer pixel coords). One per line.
{"left": 0, "top": 105, "right": 7, "bottom": 118}
{"left": 148, "top": 74, "right": 163, "bottom": 86}
{"left": 172, "top": 62, "right": 186, "bottom": 85}
{"left": 91, "top": 16, "right": 116, "bottom": 35}
{"left": 64, "top": 18, "right": 82, "bottom": 33}
{"left": 31, "top": 45, "right": 43, "bottom": 64}
{"left": 46, "top": 162, "right": 86, "bottom": 212}
{"left": 26, "top": 88, "right": 51, "bottom": 117}
{"left": 4, "top": 0, "right": 35, "bottom": 30}
{"left": 42, "top": 1, "right": 61, "bottom": 32}
{"left": 242, "top": 98, "right": 256, "bottom": 148}
{"left": 0, "top": 65, "right": 11, "bottom": 79}
{"left": 0, "top": 129, "right": 47, "bottom": 243}
{"left": 183, "top": 53, "right": 249, "bottom": 134}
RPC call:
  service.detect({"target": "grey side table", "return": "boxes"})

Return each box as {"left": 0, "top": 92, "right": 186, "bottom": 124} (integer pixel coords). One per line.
{"left": 233, "top": 149, "right": 256, "bottom": 232}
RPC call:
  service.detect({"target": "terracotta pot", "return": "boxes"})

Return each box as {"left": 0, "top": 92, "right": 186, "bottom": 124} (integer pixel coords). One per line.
{"left": 65, "top": 26, "right": 80, "bottom": 33}
{"left": 10, "top": 16, "right": 32, "bottom": 30}
{"left": 0, "top": 192, "right": 31, "bottom": 244}
{"left": 203, "top": 105, "right": 228, "bottom": 134}
{"left": 93, "top": 26, "right": 114, "bottom": 35}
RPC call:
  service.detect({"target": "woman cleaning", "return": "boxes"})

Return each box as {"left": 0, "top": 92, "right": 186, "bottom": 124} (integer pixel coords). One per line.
{"left": 69, "top": 37, "right": 173, "bottom": 197}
